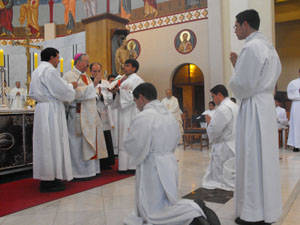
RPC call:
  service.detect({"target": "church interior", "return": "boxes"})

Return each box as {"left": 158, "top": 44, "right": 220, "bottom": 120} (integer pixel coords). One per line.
{"left": 0, "top": 0, "right": 300, "bottom": 224}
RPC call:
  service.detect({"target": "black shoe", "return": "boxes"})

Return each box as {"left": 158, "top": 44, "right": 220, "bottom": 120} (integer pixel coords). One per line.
{"left": 128, "top": 169, "right": 136, "bottom": 175}
{"left": 235, "top": 217, "right": 271, "bottom": 225}
{"left": 40, "top": 180, "right": 66, "bottom": 193}
{"left": 194, "top": 199, "right": 221, "bottom": 225}
{"left": 293, "top": 148, "right": 299, "bottom": 152}
{"left": 190, "top": 216, "right": 210, "bottom": 225}
{"left": 72, "top": 177, "right": 94, "bottom": 181}
{"left": 118, "top": 170, "right": 131, "bottom": 174}
{"left": 100, "top": 165, "right": 113, "bottom": 170}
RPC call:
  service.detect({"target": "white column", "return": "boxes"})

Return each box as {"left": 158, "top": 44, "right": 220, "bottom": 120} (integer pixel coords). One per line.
{"left": 207, "top": 0, "right": 224, "bottom": 87}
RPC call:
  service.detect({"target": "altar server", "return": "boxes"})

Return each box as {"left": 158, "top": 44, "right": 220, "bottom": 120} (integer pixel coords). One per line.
{"left": 110, "top": 59, "right": 144, "bottom": 173}
{"left": 229, "top": 9, "right": 282, "bottom": 224}
{"left": 30, "top": 47, "right": 77, "bottom": 192}
{"left": 123, "top": 83, "right": 205, "bottom": 225}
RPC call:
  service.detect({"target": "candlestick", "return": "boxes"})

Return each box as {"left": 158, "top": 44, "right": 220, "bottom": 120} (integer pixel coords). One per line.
{"left": 34, "top": 53, "right": 38, "bottom": 69}
{"left": 71, "top": 59, "right": 74, "bottom": 69}
{"left": 60, "top": 58, "right": 63, "bottom": 72}
{"left": 0, "top": 49, "right": 4, "bottom": 67}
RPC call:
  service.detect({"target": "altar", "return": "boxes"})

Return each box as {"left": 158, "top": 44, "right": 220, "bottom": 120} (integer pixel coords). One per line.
{"left": 0, "top": 109, "right": 34, "bottom": 175}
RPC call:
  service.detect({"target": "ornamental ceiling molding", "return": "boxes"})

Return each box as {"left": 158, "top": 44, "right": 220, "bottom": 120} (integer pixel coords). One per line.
{"left": 0, "top": 38, "right": 44, "bottom": 46}
{"left": 126, "top": 7, "right": 208, "bottom": 33}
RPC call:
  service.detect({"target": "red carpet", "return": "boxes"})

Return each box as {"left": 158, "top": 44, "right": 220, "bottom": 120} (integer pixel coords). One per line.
{"left": 0, "top": 162, "right": 133, "bottom": 217}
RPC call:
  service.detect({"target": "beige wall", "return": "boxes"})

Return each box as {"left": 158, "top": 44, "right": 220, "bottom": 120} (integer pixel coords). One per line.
{"left": 127, "top": 19, "right": 210, "bottom": 104}
{"left": 276, "top": 20, "right": 300, "bottom": 91}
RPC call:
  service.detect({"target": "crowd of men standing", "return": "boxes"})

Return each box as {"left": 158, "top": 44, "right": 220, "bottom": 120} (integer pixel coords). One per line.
{"left": 30, "top": 48, "right": 144, "bottom": 192}
{"left": 27, "top": 8, "right": 300, "bottom": 225}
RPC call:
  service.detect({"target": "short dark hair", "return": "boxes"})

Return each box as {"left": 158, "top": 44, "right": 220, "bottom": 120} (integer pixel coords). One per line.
{"left": 89, "top": 62, "right": 102, "bottom": 71}
{"left": 125, "top": 59, "right": 139, "bottom": 73}
{"left": 210, "top": 84, "right": 229, "bottom": 97}
{"left": 133, "top": 83, "right": 157, "bottom": 101}
{"left": 107, "top": 74, "right": 116, "bottom": 80}
{"left": 274, "top": 94, "right": 283, "bottom": 103}
{"left": 236, "top": 9, "right": 260, "bottom": 30}
{"left": 230, "top": 97, "right": 236, "bottom": 103}
{"left": 41, "top": 47, "right": 59, "bottom": 62}
{"left": 209, "top": 101, "right": 215, "bottom": 107}
{"left": 75, "top": 53, "right": 87, "bottom": 65}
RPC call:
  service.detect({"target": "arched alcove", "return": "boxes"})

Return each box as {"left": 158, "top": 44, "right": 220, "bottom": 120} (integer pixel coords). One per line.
{"left": 172, "top": 63, "right": 205, "bottom": 117}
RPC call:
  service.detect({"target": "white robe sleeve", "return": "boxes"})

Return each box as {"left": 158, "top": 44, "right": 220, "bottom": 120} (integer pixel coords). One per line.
{"left": 41, "top": 68, "right": 75, "bottom": 102}
{"left": 119, "top": 75, "right": 144, "bottom": 109}
{"left": 164, "top": 98, "right": 180, "bottom": 115}
{"left": 75, "top": 84, "right": 96, "bottom": 101}
{"left": 9, "top": 88, "right": 17, "bottom": 100}
{"left": 229, "top": 47, "right": 265, "bottom": 99}
{"left": 21, "top": 88, "right": 27, "bottom": 100}
{"left": 124, "top": 112, "right": 153, "bottom": 166}
{"left": 119, "top": 88, "right": 135, "bottom": 109}
{"left": 206, "top": 106, "right": 232, "bottom": 143}
{"left": 287, "top": 80, "right": 300, "bottom": 101}
{"left": 63, "top": 71, "right": 96, "bottom": 101}
{"left": 277, "top": 108, "right": 288, "bottom": 125}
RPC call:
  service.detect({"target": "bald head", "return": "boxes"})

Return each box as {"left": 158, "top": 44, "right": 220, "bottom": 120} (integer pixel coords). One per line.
{"left": 165, "top": 89, "right": 172, "bottom": 99}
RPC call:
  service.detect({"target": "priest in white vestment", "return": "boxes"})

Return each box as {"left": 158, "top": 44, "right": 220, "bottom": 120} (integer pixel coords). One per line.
{"left": 229, "top": 9, "right": 282, "bottom": 224}
{"left": 110, "top": 59, "right": 144, "bottom": 173}
{"left": 30, "top": 47, "right": 77, "bottom": 192}
{"left": 90, "top": 62, "right": 115, "bottom": 169}
{"left": 123, "top": 83, "right": 205, "bottom": 225}
{"left": 9, "top": 81, "right": 26, "bottom": 110}
{"left": 287, "top": 70, "right": 300, "bottom": 152}
{"left": 161, "top": 89, "right": 183, "bottom": 143}
{"left": 202, "top": 85, "right": 238, "bottom": 191}
{"left": 63, "top": 53, "right": 107, "bottom": 179}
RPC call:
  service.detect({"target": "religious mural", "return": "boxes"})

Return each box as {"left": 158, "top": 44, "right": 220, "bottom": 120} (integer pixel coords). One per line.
{"left": 185, "top": 0, "right": 201, "bottom": 10}
{"left": 120, "top": 0, "right": 131, "bottom": 20}
{"left": 0, "top": 0, "right": 14, "bottom": 38}
{"left": 83, "top": 0, "right": 97, "bottom": 17}
{"left": 62, "top": 0, "right": 76, "bottom": 34}
{"left": 127, "top": 39, "right": 140, "bottom": 59}
{"left": 19, "top": 0, "right": 40, "bottom": 38}
{"left": 174, "top": 29, "right": 196, "bottom": 54}
{"left": 14, "top": 0, "right": 61, "bottom": 5}
{"left": 143, "top": 0, "right": 158, "bottom": 18}
{"left": 0, "top": 0, "right": 207, "bottom": 40}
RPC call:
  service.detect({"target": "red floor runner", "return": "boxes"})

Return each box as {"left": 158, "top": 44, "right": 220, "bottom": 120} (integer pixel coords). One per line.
{"left": 0, "top": 162, "right": 132, "bottom": 217}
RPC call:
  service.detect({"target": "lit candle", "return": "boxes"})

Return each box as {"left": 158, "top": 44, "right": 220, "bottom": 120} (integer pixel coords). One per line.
{"left": 34, "top": 53, "right": 38, "bottom": 69}
{"left": 60, "top": 58, "right": 63, "bottom": 72}
{"left": 0, "top": 49, "right": 4, "bottom": 67}
{"left": 71, "top": 59, "right": 74, "bottom": 69}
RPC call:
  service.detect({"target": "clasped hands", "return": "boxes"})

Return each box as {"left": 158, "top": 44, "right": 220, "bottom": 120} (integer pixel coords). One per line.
{"left": 205, "top": 114, "right": 211, "bottom": 125}
{"left": 230, "top": 52, "right": 238, "bottom": 68}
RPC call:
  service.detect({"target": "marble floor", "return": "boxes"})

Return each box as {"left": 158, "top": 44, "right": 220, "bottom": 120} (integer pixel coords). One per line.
{"left": 0, "top": 145, "right": 300, "bottom": 225}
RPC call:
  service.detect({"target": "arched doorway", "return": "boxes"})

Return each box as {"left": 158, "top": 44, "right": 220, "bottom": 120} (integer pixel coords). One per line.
{"left": 172, "top": 63, "right": 205, "bottom": 117}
